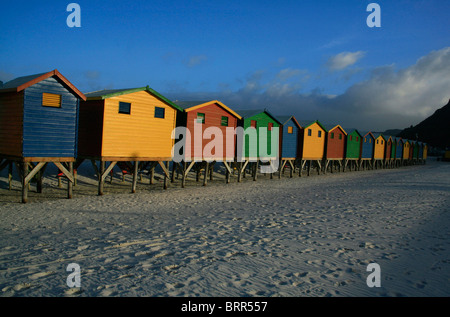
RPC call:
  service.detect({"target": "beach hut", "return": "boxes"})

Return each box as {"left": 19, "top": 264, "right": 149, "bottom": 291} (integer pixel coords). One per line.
{"left": 413, "top": 140, "right": 420, "bottom": 163}
{"left": 77, "top": 86, "right": 183, "bottom": 195}
{"left": 233, "top": 109, "right": 281, "bottom": 181}
{"left": 343, "top": 129, "right": 363, "bottom": 171}
{"left": 323, "top": 124, "right": 347, "bottom": 173}
{"left": 298, "top": 120, "right": 327, "bottom": 176}
{"left": 172, "top": 100, "right": 241, "bottom": 187}
{"left": 275, "top": 115, "right": 301, "bottom": 178}
{"left": 373, "top": 133, "right": 386, "bottom": 169}
{"left": 422, "top": 143, "right": 428, "bottom": 163}
{"left": 402, "top": 139, "right": 411, "bottom": 165}
{"left": 383, "top": 135, "right": 394, "bottom": 168}
{"left": 394, "top": 137, "right": 403, "bottom": 167}
{"left": 408, "top": 140, "right": 415, "bottom": 164}
{"left": 0, "top": 69, "right": 86, "bottom": 203}
{"left": 360, "top": 131, "right": 375, "bottom": 170}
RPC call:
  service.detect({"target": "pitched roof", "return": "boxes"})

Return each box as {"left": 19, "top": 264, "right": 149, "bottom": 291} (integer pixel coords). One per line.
{"left": 0, "top": 69, "right": 86, "bottom": 100}
{"left": 174, "top": 100, "right": 242, "bottom": 119}
{"left": 343, "top": 128, "right": 363, "bottom": 137}
{"left": 275, "top": 115, "right": 301, "bottom": 128}
{"left": 323, "top": 124, "right": 348, "bottom": 135}
{"left": 298, "top": 119, "right": 327, "bottom": 131}
{"left": 359, "top": 130, "right": 375, "bottom": 139}
{"left": 234, "top": 108, "right": 281, "bottom": 124}
{"left": 85, "top": 86, "right": 183, "bottom": 112}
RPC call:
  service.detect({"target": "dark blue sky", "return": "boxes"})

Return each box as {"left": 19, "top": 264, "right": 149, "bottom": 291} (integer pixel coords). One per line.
{"left": 1, "top": 0, "right": 449, "bottom": 130}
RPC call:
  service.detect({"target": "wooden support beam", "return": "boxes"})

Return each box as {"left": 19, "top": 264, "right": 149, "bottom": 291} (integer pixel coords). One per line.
{"left": 98, "top": 161, "right": 105, "bottom": 196}
{"left": 54, "top": 162, "right": 74, "bottom": 183}
{"left": 132, "top": 161, "right": 139, "bottom": 193}
{"left": 0, "top": 159, "right": 9, "bottom": 172}
{"left": 8, "top": 162, "right": 13, "bottom": 190}
{"left": 67, "top": 162, "right": 73, "bottom": 199}
{"left": 21, "top": 163, "right": 28, "bottom": 203}
{"left": 24, "top": 162, "right": 46, "bottom": 185}
{"left": 253, "top": 161, "right": 259, "bottom": 181}
{"left": 223, "top": 161, "right": 232, "bottom": 184}
{"left": 36, "top": 163, "right": 48, "bottom": 193}
{"left": 279, "top": 160, "right": 287, "bottom": 179}
{"left": 203, "top": 161, "right": 209, "bottom": 186}
{"left": 288, "top": 160, "right": 295, "bottom": 178}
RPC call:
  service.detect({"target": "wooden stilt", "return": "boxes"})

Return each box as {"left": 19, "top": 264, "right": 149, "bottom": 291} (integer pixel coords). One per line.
{"left": 132, "top": 161, "right": 139, "bottom": 193}
{"left": 68, "top": 162, "right": 73, "bottom": 199}
{"left": 8, "top": 162, "right": 13, "bottom": 190}
{"left": 98, "top": 161, "right": 105, "bottom": 195}
{"left": 22, "top": 163, "right": 28, "bottom": 203}
{"left": 203, "top": 161, "right": 209, "bottom": 186}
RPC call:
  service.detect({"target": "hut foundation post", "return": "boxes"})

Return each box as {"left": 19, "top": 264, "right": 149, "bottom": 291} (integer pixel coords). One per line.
{"left": 22, "top": 163, "right": 29, "bottom": 203}
{"left": 171, "top": 161, "right": 177, "bottom": 183}
{"left": 132, "top": 161, "right": 139, "bottom": 193}
{"left": 210, "top": 162, "right": 215, "bottom": 181}
{"left": 181, "top": 161, "right": 187, "bottom": 188}
{"left": 253, "top": 161, "right": 259, "bottom": 181}
{"left": 67, "top": 162, "right": 73, "bottom": 199}
{"left": 203, "top": 162, "right": 209, "bottom": 186}
{"left": 8, "top": 162, "right": 13, "bottom": 190}
{"left": 162, "top": 161, "right": 170, "bottom": 190}
{"left": 98, "top": 161, "right": 105, "bottom": 196}
{"left": 237, "top": 161, "right": 243, "bottom": 182}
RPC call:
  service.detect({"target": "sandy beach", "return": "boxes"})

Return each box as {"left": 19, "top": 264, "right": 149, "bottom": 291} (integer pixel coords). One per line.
{"left": 0, "top": 158, "right": 449, "bottom": 297}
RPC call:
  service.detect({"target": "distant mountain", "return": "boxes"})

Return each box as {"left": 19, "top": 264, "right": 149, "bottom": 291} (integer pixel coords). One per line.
{"left": 398, "top": 99, "right": 450, "bottom": 148}
{"left": 382, "top": 129, "right": 402, "bottom": 137}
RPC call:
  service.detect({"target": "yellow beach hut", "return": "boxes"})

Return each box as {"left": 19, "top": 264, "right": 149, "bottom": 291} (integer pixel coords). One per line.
{"left": 77, "top": 86, "right": 183, "bottom": 195}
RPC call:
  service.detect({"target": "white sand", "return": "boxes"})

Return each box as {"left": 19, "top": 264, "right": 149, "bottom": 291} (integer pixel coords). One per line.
{"left": 0, "top": 158, "right": 449, "bottom": 297}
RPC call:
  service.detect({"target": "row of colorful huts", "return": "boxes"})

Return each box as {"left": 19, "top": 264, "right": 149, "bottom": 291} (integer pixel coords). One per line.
{"left": 0, "top": 70, "right": 427, "bottom": 202}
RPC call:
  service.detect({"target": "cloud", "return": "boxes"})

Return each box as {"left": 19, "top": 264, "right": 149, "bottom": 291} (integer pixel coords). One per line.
{"left": 84, "top": 70, "right": 100, "bottom": 80}
{"left": 184, "top": 55, "right": 208, "bottom": 68}
{"left": 326, "top": 51, "right": 365, "bottom": 71}
{"left": 166, "top": 47, "right": 450, "bottom": 131}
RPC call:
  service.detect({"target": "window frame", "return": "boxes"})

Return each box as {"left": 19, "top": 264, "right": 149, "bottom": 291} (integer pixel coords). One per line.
{"left": 118, "top": 101, "right": 131, "bottom": 114}
{"left": 42, "top": 92, "right": 62, "bottom": 108}
{"left": 221, "top": 116, "right": 229, "bottom": 126}
{"left": 154, "top": 106, "right": 165, "bottom": 119}
{"left": 197, "top": 112, "right": 205, "bottom": 124}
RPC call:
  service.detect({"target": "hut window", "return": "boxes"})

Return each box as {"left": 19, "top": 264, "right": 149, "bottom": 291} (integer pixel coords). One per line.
{"left": 307, "top": 129, "right": 312, "bottom": 136}
{"left": 356, "top": 137, "right": 359, "bottom": 142}
{"left": 330, "top": 132, "right": 334, "bottom": 139}
{"left": 381, "top": 140, "right": 384, "bottom": 145}
{"left": 154, "top": 107, "right": 165, "bottom": 118}
{"left": 369, "top": 139, "right": 372, "bottom": 143}
{"left": 339, "top": 134, "right": 342, "bottom": 140}
{"left": 119, "top": 102, "right": 131, "bottom": 114}
{"left": 42, "top": 93, "right": 61, "bottom": 108}
{"left": 251, "top": 120, "right": 257, "bottom": 129}
{"left": 288, "top": 126, "right": 293, "bottom": 134}
{"left": 318, "top": 131, "right": 322, "bottom": 138}
{"left": 268, "top": 122, "right": 273, "bottom": 131}
{"left": 197, "top": 113, "right": 205, "bottom": 124}
{"left": 350, "top": 135, "right": 353, "bottom": 141}
{"left": 221, "top": 116, "right": 228, "bottom": 126}
{"left": 377, "top": 140, "right": 379, "bottom": 144}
